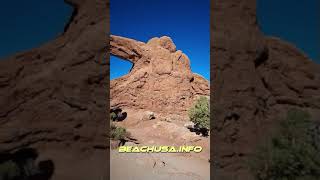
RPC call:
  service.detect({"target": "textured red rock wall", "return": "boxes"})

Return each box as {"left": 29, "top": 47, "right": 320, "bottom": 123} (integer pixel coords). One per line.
{"left": 0, "top": 0, "right": 318, "bottom": 179}
{"left": 211, "top": 0, "right": 320, "bottom": 179}
{"left": 0, "top": 0, "right": 110, "bottom": 179}
{"left": 110, "top": 35, "right": 210, "bottom": 116}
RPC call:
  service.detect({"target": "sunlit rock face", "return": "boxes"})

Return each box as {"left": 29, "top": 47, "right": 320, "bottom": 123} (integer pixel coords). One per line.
{"left": 110, "top": 35, "right": 209, "bottom": 116}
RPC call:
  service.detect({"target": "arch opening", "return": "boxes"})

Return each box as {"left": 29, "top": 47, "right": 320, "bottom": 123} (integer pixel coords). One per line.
{"left": 110, "top": 55, "right": 134, "bottom": 80}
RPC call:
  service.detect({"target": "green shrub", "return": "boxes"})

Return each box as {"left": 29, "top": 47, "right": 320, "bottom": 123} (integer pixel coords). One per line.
{"left": 110, "top": 124, "right": 130, "bottom": 140}
{"left": 110, "top": 112, "right": 117, "bottom": 121}
{"left": 249, "top": 109, "right": 320, "bottom": 180}
{"left": 188, "top": 96, "right": 210, "bottom": 133}
{"left": 0, "top": 160, "right": 20, "bottom": 180}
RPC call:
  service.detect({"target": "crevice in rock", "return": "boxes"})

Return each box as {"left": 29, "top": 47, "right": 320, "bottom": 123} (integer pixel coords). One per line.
{"left": 261, "top": 77, "right": 270, "bottom": 91}
{"left": 3, "top": 130, "right": 53, "bottom": 144}
{"left": 63, "top": 0, "right": 79, "bottom": 33}
{"left": 190, "top": 76, "right": 194, "bottom": 82}
{"left": 62, "top": 99, "right": 87, "bottom": 111}
{"left": 87, "top": 73, "right": 106, "bottom": 85}
{"left": 1, "top": 88, "right": 49, "bottom": 122}
{"left": 0, "top": 100, "right": 26, "bottom": 119}
{"left": 93, "top": 145, "right": 108, "bottom": 150}
{"left": 304, "top": 85, "right": 319, "bottom": 90}
{"left": 275, "top": 97, "right": 304, "bottom": 107}
{"left": 69, "top": 54, "right": 95, "bottom": 68}
{"left": 285, "top": 82, "right": 301, "bottom": 95}
{"left": 225, "top": 112, "right": 240, "bottom": 121}
{"left": 254, "top": 46, "right": 269, "bottom": 68}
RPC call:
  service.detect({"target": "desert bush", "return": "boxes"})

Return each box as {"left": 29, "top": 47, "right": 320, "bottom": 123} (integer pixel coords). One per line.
{"left": 0, "top": 160, "right": 20, "bottom": 180}
{"left": 110, "top": 124, "right": 130, "bottom": 140}
{"left": 188, "top": 96, "right": 209, "bottom": 135}
{"left": 248, "top": 109, "right": 320, "bottom": 180}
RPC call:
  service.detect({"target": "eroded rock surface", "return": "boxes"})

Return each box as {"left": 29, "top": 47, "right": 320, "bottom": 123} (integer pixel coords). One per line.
{"left": 0, "top": 0, "right": 109, "bottom": 179}
{"left": 110, "top": 35, "right": 210, "bottom": 116}
{"left": 212, "top": 0, "right": 320, "bottom": 179}
{"left": 0, "top": 0, "right": 318, "bottom": 179}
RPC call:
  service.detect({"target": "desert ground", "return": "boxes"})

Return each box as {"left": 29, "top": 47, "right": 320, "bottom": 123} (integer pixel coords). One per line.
{"left": 110, "top": 109, "right": 210, "bottom": 180}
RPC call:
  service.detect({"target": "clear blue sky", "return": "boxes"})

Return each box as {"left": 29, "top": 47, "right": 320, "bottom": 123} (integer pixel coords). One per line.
{"left": 110, "top": 0, "right": 210, "bottom": 80}
{"left": 0, "top": 0, "right": 318, "bottom": 72}
{"left": 0, "top": 1, "right": 72, "bottom": 59}
{"left": 257, "top": 0, "right": 319, "bottom": 63}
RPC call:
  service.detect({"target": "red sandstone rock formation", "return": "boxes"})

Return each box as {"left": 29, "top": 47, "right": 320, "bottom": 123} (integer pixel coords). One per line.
{"left": 212, "top": 0, "right": 320, "bottom": 179}
{"left": 0, "top": 0, "right": 319, "bottom": 179}
{"left": 0, "top": 0, "right": 109, "bottom": 179}
{"left": 110, "top": 35, "right": 210, "bottom": 116}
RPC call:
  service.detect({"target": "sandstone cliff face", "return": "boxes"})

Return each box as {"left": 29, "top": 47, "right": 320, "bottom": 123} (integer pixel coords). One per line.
{"left": 110, "top": 35, "right": 209, "bottom": 116}
{"left": 212, "top": 0, "right": 320, "bottom": 179}
{"left": 0, "top": 0, "right": 318, "bottom": 179}
{"left": 0, "top": 0, "right": 109, "bottom": 179}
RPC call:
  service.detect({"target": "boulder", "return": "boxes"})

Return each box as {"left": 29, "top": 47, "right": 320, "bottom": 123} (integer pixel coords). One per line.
{"left": 184, "top": 122, "right": 195, "bottom": 129}
{"left": 141, "top": 111, "right": 155, "bottom": 121}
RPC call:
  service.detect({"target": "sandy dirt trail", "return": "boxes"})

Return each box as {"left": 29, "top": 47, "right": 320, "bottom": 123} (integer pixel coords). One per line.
{"left": 111, "top": 150, "right": 210, "bottom": 180}
{"left": 111, "top": 109, "right": 210, "bottom": 180}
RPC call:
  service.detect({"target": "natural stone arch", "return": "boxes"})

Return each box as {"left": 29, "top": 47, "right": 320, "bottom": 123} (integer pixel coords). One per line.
{"left": 110, "top": 35, "right": 144, "bottom": 64}
{"left": 110, "top": 35, "right": 209, "bottom": 116}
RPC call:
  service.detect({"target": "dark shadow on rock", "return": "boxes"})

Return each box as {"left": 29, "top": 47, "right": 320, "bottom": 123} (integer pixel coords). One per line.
{"left": 110, "top": 107, "right": 122, "bottom": 115}
{"left": 110, "top": 107, "right": 127, "bottom": 122}
{"left": 0, "top": 148, "right": 54, "bottom": 180}
{"left": 187, "top": 127, "right": 209, "bottom": 137}
{"left": 118, "top": 139, "right": 126, "bottom": 146}
{"left": 29, "top": 160, "right": 54, "bottom": 180}
{"left": 116, "top": 112, "right": 127, "bottom": 121}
